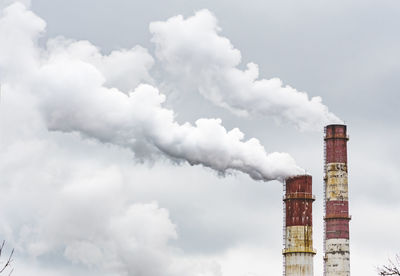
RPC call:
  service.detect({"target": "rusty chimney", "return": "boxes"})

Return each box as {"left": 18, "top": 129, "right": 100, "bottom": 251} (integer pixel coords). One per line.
{"left": 283, "top": 174, "right": 316, "bottom": 276}
{"left": 323, "top": 124, "right": 351, "bottom": 275}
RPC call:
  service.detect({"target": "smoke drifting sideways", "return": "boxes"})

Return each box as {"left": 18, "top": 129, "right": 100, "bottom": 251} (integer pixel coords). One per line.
{"left": 0, "top": 3, "right": 303, "bottom": 182}
{"left": 150, "top": 10, "right": 343, "bottom": 131}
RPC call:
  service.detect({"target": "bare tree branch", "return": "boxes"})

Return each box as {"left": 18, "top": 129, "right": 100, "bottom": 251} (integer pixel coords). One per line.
{"left": 378, "top": 254, "right": 400, "bottom": 275}
{"left": 0, "top": 241, "right": 13, "bottom": 275}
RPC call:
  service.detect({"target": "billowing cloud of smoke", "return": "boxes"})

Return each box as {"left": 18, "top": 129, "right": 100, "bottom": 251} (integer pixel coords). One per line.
{"left": 0, "top": 3, "right": 302, "bottom": 182}
{"left": 150, "top": 10, "right": 343, "bottom": 131}
{"left": 0, "top": 2, "right": 309, "bottom": 276}
{"left": 46, "top": 37, "right": 155, "bottom": 92}
{"left": 0, "top": 6, "right": 221, "bottom": 275}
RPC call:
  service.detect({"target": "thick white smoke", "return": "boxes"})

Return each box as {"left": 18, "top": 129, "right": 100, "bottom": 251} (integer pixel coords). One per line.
{"left": 45, "top": 37, "right": 155, "bottom": 92}
{"left": 0, "top": 3, "right": 302, "bottom": 182}
{"left": 0, "top": 2, "right": 314, "bottom": 276}
{"left": 150, "top": 10, "right": 342, "bottom": 131}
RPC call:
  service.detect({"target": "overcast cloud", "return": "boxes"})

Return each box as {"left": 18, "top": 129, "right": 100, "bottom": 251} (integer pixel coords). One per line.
{"left": 0, "top": 0, "right": 399, "bottom": 276}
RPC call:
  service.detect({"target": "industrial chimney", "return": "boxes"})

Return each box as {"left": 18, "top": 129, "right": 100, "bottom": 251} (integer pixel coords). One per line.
{"left": 283, "top": 175, "right": 316, "bottom": 276}
{"left": 323, "top": 124, "right": 351, "bottom": 275}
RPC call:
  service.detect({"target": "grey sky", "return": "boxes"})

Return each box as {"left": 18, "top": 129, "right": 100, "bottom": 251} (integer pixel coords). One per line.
{"left": 0, "top": 0, "right": 399, "bottom": 275}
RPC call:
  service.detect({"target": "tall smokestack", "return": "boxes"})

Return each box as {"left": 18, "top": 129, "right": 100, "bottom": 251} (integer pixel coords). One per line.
{"left": 283, "top": 175, "right": 316, "bottom": 276}
{"left": 323, "top": 124, "right": 351, "bottom": 275}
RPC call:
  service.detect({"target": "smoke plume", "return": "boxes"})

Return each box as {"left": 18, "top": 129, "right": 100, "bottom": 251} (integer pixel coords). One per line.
{"left": 150, "top": 10, "right": 342, "bottom": 131}
{"left": 0, "top": 3, "right": 302, "bottom": 183}
{"left": 0, "top": 2, "right": 328, "bottom": 276}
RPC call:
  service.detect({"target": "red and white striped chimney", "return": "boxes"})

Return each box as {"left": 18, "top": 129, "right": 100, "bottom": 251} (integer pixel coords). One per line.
{"left": 323, "top": 124, "right": 351, "bottom": 275}
{"left": 283, "top": 175, "right": 316, "bottom": 276}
